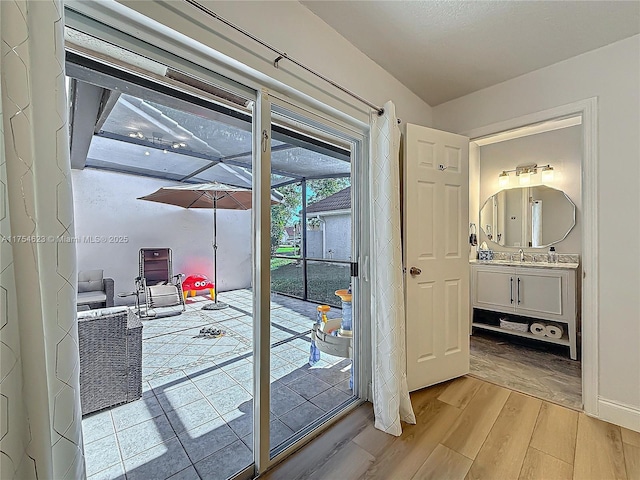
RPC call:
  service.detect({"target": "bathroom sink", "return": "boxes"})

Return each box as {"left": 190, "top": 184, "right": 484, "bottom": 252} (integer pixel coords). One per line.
{"left": 470, "top": 259, "right": 579, "bottom": 269}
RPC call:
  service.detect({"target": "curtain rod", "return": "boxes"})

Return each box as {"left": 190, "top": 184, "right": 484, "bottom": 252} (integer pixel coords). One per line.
{"left": 183, "top": 0, "right": 385, "bottom": 116}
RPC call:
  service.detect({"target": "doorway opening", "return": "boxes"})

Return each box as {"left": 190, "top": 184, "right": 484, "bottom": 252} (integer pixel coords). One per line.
{"left": 468, "top": 115, "right": 584, "bottom": 409}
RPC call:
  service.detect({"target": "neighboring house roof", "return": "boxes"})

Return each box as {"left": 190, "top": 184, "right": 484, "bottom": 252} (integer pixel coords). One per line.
{"left": 306, "top": 186, "right": 351, "bottom": 214}
{"left": 285, "top": 227, "right": 295, "bottom": 236}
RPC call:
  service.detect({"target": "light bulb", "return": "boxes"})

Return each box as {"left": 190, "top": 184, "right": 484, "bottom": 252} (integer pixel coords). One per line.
{"left": 519, "top": 171, "right": 531, "bottom": 185}
{"left": 498, "top": 171, "right": 509, "bottom": 188}
{"left": 541, "top": 166, "right": 554, "bottom": 183}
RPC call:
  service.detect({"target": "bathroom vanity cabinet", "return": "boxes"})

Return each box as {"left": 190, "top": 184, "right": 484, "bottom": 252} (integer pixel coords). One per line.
{"left": 470, "top": 261, "right": 579, "bottom": 359}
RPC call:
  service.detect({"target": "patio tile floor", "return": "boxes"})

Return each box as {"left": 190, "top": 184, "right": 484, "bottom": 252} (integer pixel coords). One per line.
{"left": 83, "top": 289, "right": 353, "bottom": 480}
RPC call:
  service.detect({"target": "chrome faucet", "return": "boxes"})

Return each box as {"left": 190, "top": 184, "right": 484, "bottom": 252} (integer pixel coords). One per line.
{"left": 518, "top": 248, "right": 524, "bottom": 262}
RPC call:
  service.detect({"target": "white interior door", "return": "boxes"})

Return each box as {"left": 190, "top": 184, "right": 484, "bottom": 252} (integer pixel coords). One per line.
{"left": 404, "top": 124, "right": 470, "bottom": 392}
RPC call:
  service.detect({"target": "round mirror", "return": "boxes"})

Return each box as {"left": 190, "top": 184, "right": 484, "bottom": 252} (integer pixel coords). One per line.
{"left": 480, "top": 186, "right": 576, "bottom": 248}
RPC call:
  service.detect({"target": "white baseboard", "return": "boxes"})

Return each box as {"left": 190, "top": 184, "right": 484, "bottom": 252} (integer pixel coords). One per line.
{"left": 597, "top": 397, "right": 640, "bottom": 432}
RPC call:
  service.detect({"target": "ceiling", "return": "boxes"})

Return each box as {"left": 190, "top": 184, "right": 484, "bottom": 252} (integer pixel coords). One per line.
{"left": 67, "top": 57, "right": 351, "bottom": 187}
{"left": 78, "top": 88, "right": 350, "bottom": 186}
{"left": 302, "top": 1, "right": 640, "bottom": 106}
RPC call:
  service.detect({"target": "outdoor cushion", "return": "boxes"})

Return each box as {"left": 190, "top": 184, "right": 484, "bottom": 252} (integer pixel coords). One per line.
{"left": 78, "top": 269, "right": 104, "bottom": 292}
{"left": 77, "top": 291, "right": 108, "bottom": 305}
{"left": 147, "top": 284, "right": 181, "bottom": 308}
{"left": 78, "top": 306, "right": 129, "bottom": 319}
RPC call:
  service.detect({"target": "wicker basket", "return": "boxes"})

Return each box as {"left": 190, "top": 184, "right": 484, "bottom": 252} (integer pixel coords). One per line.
{"left": 499, "top": 318, "right": 529, "bottom": 333}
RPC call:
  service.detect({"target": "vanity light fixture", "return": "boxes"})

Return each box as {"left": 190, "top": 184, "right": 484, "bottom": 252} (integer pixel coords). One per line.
{"left": 496, "top": 163, "right": 555, "bottom": 187}
{"left": 516, "top": 164, "right": 536, "bottom": 186}
{"left": 541, "top": 165, "right": 554, "bottom": 183}
{"left": 498, "top": 171, "right": 509, "bottom": 187}
{"left": 519, "top": 170, "right": 532, "bottom": 185}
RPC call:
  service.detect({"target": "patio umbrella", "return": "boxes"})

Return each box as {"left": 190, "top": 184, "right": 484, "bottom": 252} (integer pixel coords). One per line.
{"left": 138, "top": 182, "right": 279, "bottom": 310}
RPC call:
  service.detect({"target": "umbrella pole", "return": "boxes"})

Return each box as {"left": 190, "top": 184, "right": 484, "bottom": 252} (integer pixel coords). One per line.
{"left": 203, "top": 195, "right": 228, "bottom": 310}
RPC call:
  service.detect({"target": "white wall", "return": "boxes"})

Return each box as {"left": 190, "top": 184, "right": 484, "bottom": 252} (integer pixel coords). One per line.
{"left": 117, "top": 0, "right": 433, "bottom": 128}
{"left": 478, "top": 126, "right": 582, "bottom": 253}
{"left": 323, "top": 214, "right": 352, "bottom": 261}
{"left": 306, "top": 213, "right": 351, "bottom": 260}
{"left": 306, "top": 229, "right": 322, "bottom": 258}
{"left": 72, "top": 169, "right": 252, "bottom": 304}
{"left": 434, "top": 35, "right": 640, "bottom": 422}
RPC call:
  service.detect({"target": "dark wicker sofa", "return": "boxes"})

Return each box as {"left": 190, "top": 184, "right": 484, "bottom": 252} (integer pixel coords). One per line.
{"left": 77, "top": 307, "right": 143, "bottom": 415}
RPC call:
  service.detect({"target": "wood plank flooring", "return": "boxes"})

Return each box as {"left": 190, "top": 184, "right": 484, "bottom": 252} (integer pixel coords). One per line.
{"left": 261, "top": 377, "right": 638, "bottom": 480}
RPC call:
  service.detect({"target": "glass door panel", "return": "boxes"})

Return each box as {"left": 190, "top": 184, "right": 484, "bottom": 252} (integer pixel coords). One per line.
{"left": 65, "top": 46, "right": 258, "bottom": 480}
{"left": 267, "top": 104, "right": 358, "bottom": 458}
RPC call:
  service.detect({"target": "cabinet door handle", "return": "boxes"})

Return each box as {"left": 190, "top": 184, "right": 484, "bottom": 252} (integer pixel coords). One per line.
{"left": 517, "top": 277, "right": 521, "bottom": 304}
{"left": 510, "top": 277, "right": 514, "bottom": 304}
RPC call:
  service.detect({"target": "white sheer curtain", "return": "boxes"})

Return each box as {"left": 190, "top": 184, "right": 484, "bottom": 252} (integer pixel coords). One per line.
{"left": 0, "top": 1, "right": 85, "bottom": 478}
{"left": 370, "top": 101, "right": 416, "bottom": 436}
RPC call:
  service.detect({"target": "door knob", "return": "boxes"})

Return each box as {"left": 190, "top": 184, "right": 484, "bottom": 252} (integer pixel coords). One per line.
{"left": 409, "top": 267, "right": 422, "bottom": 276}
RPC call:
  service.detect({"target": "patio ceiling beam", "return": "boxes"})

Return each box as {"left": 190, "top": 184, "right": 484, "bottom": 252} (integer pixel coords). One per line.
{"left": 93, "top": 132, "right": 348, "bottom": 186}
{"left": 69, "top": 79, "right": 104, "bottom": 169}
{"left": 96, "top": 132, "right": 302, "bottom": 181}
{"left": 96, "top": 131, "right": 224, "bottom": 162}
{"left": 218, "top": 143, "right": 296, "bottom": 163}
{"left": 93, "top": 89, "right": 121, "bottom": 134}
{"left": 83, "top": 164, "right": 190, "bottom": 184}
{"left": 83, "top": 163, "right": 254, "bottom": 189}
{"left": 271, "top": 172, "right": 351, "bottom": 188}
{"left": 189, "top": 158, "right": 298, "bottom": 183}
{"left": 179, "top": 144, "right": 300, "bottom": 182}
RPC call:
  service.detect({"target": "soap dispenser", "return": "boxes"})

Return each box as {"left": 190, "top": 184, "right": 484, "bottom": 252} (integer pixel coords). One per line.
{"left": 548, "top": 246, "right": 557, "bottom": 263}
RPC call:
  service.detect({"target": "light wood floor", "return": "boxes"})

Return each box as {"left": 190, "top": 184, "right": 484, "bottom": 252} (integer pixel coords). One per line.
{"left": 261, "top": 377, "right": 639, "bottom": 480}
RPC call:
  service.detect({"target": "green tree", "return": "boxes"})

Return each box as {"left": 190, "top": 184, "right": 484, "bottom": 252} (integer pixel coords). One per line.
{"left": 270, "top": 184, "right": 301, "bottom": 254}
{"left": 307, "top": 178, "right": 350, "bottom": 204}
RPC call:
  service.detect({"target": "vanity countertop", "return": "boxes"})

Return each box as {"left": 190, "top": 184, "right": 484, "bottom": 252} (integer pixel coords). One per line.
{"left": 469, "top": 259, "right": 580, "bottom": 270}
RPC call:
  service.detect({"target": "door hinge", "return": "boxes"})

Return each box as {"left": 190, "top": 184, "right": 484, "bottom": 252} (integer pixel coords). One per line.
{"left": 350, "top": 262, "right": 359, "bottom": 277}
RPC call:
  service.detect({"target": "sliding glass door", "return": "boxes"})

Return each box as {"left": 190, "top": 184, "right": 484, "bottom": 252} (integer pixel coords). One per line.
{"left": 251, "top": 94, "right": 364, "bottom": 473}
{"left": 268, "top": 102, "right": 360, "bottom": 460}
{"left": 65, "top": 9, "right": 368, "bottom": 480}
